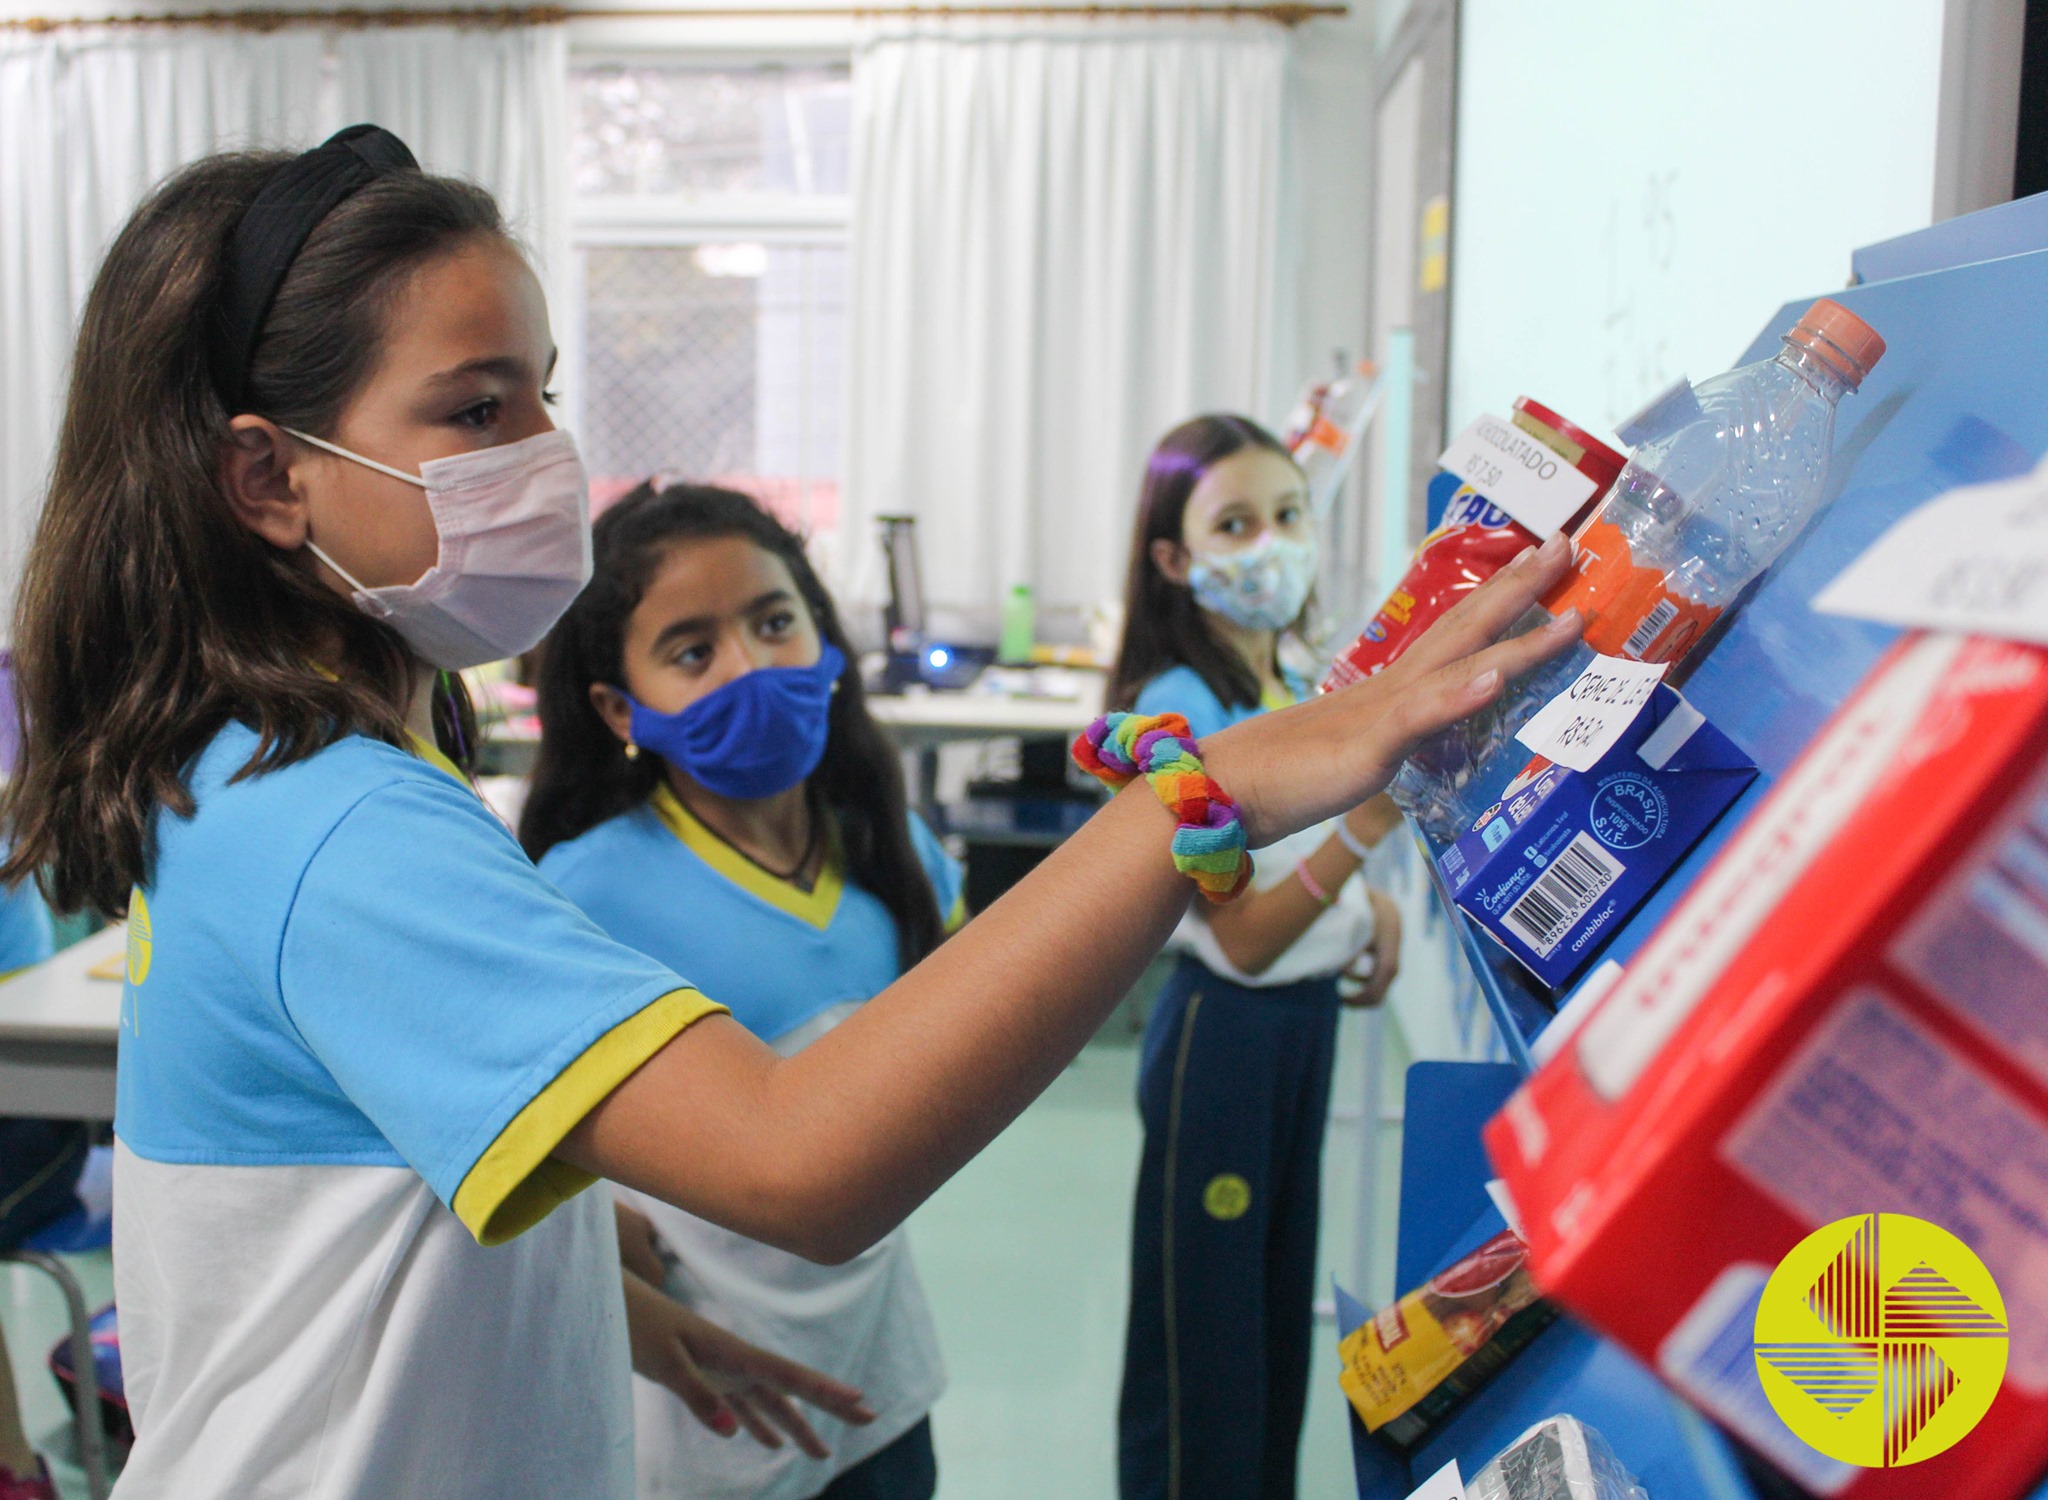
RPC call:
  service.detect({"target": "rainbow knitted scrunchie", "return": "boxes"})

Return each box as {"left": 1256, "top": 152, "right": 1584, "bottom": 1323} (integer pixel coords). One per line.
{"left": 1073, "top": 711, "right": 1252, "bottom": 903}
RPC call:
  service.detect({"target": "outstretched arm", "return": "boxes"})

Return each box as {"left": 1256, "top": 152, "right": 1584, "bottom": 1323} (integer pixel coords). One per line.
{"left": 561, "top": 537, "right": 1581, "bottom": 1262}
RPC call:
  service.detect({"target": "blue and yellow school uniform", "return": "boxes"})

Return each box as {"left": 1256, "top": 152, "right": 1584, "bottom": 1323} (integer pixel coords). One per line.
{"left": 541, "top": 784, "right": 963, "bottom": 1049}
{"left": 1119, "top": 665, "right": 1373, "bottom": 1500}
{"left": 540, "top": 785, "right": 963, "bottom": 1500}
{"left": 0, "top": 864, "right": 53, "bottom": 973}
{"left": 0, "top": 872, "right": 62, "bottom": 1248}
{"left": 111, "top": 723, "right": 726, "bottom": 1500}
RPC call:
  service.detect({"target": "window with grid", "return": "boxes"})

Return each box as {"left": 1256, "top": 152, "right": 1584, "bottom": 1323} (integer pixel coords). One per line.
{"left": 569, "top": 63, "right": 850, "bottom": 541}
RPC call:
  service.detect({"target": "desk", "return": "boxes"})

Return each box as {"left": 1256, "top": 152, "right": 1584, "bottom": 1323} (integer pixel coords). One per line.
{"left": 870, "top": 673, "right": 1105, "bottom": 810}
{"left": 0, "top": 927, "right": 125, "bottom": 1121}
{"left": 867, "top": 678, "right": 1104, "bottom": 748}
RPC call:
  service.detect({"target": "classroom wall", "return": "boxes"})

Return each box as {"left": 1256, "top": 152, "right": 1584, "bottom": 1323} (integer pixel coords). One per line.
{"left": 1445, "top": 0, "right": 1954, "bottom": 441}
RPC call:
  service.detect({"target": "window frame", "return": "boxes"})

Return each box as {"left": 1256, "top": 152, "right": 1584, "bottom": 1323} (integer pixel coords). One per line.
{"left": 564, "top": 51, "right": 853, "bottom": 539}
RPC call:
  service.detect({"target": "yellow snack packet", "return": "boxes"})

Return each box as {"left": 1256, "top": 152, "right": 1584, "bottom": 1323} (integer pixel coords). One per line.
{"left": 1338, "top": 1228, "right": 1556, "bottom": 1448}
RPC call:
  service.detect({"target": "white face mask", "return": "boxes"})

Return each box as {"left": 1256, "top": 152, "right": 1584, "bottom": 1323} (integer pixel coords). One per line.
{"left": 285, "top": 427, "right": 593, "bottom": 670}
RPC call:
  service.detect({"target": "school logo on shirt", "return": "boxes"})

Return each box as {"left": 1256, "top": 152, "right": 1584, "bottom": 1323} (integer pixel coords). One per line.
{"left": 126, "top": 889, "right": 153, "bottom": 987}
{"left": 1755, "top": 1213, "right": 2007, "bottom": 1467}
{"left": 1202, "top": 1173, "right": 1251, "bottom": 1222}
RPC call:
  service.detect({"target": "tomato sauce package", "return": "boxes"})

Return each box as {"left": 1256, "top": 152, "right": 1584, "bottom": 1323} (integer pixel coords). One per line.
{"left": 1324, "top": 399, "right": 1625, "bottom": 692}
{"left": 1337, "top": 1226, "right": 1558, "bottom": 1449}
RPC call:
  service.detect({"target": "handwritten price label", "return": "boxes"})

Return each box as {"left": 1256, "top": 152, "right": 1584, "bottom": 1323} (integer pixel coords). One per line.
{"left": 1437, "top": 413, "right": 1599, "bottom": 538}
{"left": 1515, "top": 655, "right": 1668, "bottom": 772}
{"left": 1816, "top": 457, "right": 2048, "bottom": 646}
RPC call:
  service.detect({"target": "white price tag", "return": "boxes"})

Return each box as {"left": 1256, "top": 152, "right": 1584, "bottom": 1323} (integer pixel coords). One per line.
{"left": 1403, "top": 1458, "right": 1468, "bottom": 1500}
{"left": 1814, "top": 456, "right": 2048, "bottom": 644}
{"left": 1514, "top": 655, "right": 1668, "bottom": 773}
{"left": 1437, "top": 413, "right": 1598, "bottom": 537}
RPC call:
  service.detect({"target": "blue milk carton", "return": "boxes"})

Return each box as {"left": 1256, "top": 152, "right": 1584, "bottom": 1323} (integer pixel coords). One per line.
{"left": 1435, "top": 685, "right": 1756, "bottom": 988}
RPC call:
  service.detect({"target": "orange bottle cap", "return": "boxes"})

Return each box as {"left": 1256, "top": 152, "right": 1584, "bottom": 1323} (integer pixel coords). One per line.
{"left": 1787, "top": 298, "right": 1885, "bottom": 389}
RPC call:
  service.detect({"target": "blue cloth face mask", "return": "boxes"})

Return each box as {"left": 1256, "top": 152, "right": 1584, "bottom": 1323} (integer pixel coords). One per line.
{"left": 627, "top": 642, "right": 845, "bottom": 801}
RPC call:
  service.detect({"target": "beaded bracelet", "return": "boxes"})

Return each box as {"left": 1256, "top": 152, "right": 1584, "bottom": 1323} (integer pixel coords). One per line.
{"left": 1072, "top": 712, "right": 1252, "bottom": 903}
{"left": 1295, "top": 860, "right": 1336, "bottom": 907}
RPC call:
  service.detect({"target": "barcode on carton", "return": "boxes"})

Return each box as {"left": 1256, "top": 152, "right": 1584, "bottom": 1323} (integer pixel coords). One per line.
{"left": 1623, "top": 598, "right": 1679, "bottom": 660}
{"left": 1502, "top": 833, "right": 1624, "bottom": 956}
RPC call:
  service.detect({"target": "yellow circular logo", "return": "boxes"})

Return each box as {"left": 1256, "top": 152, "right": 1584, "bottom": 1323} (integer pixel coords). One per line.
{"left": 126, "top": 889, "right": 153, "bottom": 987}
{"left": 1202, "top": 1174, "right": 1251, "bottom": 1221}
{"left": 1756, "top": 1213, "right": 2006, "bottom": 1468}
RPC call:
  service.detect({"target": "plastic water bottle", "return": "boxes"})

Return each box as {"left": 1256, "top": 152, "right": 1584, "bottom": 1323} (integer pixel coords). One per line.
{"left": 1292, "top": 359, "right": 1382, "bottom": 516}
{"left": 999, "top": 583, "right": 1036, "bottom": 665}
{"left": 1392, "top": 297, "right": 1887, "bottom": 840}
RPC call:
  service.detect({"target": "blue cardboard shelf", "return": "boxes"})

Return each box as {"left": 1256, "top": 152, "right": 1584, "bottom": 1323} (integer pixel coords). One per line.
{"left": 1350, "top": 205, "right": 2048, "bottom": 1498}
{"left": 1426, "top": 232, "right": 2048, "bottom": 1075}
{"left": 1344, "top": 1062, "right": 1766, "bottom": 1500}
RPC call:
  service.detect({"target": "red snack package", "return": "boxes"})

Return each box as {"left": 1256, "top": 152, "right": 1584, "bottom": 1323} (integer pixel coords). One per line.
{"left": 1325, "top": 399, "right": 1624, "bottom": 692}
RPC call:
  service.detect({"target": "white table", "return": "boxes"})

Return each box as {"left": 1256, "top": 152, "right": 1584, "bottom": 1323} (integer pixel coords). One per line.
{"left": 0, "top": 926, "right": 125, "bottom": 1121}
{"left": 866, "top": 680, "right": 1105, "bottom": 749}
{"left": 869, "top": 674, "right": 1106, "bottom": 810}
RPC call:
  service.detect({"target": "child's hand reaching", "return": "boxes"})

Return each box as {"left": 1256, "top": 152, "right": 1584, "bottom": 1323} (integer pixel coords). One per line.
{"left": 621, "top": 1271, "right": 878, "bottom": 1458}
{"left": 1202, "top": 533, "right": 1581, "bottom": 848}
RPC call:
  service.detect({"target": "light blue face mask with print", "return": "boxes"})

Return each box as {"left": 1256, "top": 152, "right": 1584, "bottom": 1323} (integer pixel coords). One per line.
{"left": 1187, "top": 533, "right": 1318, "bottom": 632}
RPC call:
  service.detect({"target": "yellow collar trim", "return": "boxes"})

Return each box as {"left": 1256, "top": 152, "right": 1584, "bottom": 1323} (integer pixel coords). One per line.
{"left": 1260, "top": 681, "right": 1299, "bottom": 712}
{"left": 406, "top": 731, "right": 469, "bottom": 787}
{"left": 650, "top": 783, "right": 844, "bottom": 930}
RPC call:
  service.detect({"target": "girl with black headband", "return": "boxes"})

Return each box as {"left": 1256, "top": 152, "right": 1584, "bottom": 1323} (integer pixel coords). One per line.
{"left": 0, "top": 126, "right": 1581, "bottom": 1498}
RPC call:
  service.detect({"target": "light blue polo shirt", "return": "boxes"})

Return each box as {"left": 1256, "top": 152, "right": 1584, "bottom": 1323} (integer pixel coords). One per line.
{"left": 0, "top": 863, "right": 53, "bottom": 974}
{"left": 539, "top": 781, "right": 965, "bottom": 1495}
{"left": 110, "top": 720, "right": 727, "bottom": 1500}
{"left": 1133, "top": 663, "right": 1302, "bottom": 739}
{"left": 539, "top": 784, "right": 965, "bottom": 1046}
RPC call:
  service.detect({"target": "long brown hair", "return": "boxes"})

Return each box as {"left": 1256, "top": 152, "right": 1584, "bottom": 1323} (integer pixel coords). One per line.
{"left": 519, "top": 483, "right": 945, "bottom": 972}
{"left": 1107, "top": 413, "right": 1302, "bottom": 713}
{"left": 2, "top": 151, "right": 507, "bottom": 919}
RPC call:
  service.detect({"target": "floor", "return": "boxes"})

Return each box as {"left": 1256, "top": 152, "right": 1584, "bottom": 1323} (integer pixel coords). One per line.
{"left": 3, "top": 1005, "right": 1408, "bottom": 1500}
{"left": 907, "top": 1006, "right": 1406, "bottom": 1500}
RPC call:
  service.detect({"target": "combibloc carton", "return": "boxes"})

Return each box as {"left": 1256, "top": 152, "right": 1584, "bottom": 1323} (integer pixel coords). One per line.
{"left": 1440, "top": 682, "right": 1757, "bottom": 989}
{"left": 1485, "top": 631, "right": 2048, "bottom": 1499}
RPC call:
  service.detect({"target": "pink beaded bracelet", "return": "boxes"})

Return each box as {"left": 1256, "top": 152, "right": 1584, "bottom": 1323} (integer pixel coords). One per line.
{"left": 1294, "top": 860, "right": 1336, "bottom": 908}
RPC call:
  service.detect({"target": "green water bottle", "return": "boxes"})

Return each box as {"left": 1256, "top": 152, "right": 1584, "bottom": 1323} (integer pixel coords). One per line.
{"left": 999, "top": 583, "right": 1036, "bottom": 665}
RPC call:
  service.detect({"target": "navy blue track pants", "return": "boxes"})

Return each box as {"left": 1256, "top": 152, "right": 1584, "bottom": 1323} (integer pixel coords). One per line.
{"left": 1118, "top": 956, "right": 1342, "bottom": 1500}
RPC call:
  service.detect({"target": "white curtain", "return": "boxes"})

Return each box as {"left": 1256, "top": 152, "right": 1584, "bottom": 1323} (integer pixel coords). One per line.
{"left": 0, "top": 23, "right": 568, "bottom": 611}
{"left": 842, "top": 20, "right": 1297, "bottom": 617}
{"left": 333, "top": 27, "right": 569, "bottom": 316}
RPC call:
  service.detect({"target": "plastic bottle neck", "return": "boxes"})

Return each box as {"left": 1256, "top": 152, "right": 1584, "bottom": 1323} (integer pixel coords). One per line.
{"left": 1774, "top": 340, "right": 1854, "bottom": 403}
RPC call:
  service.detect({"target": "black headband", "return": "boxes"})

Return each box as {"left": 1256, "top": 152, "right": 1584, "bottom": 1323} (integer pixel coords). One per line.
{"left": 210, "top": 123, "right": 420, "bottom": 412}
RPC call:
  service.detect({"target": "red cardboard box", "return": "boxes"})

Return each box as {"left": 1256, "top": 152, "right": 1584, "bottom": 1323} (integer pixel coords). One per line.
{"left": 1485, "top": 632, "right": 2048, "bottom": 1498}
